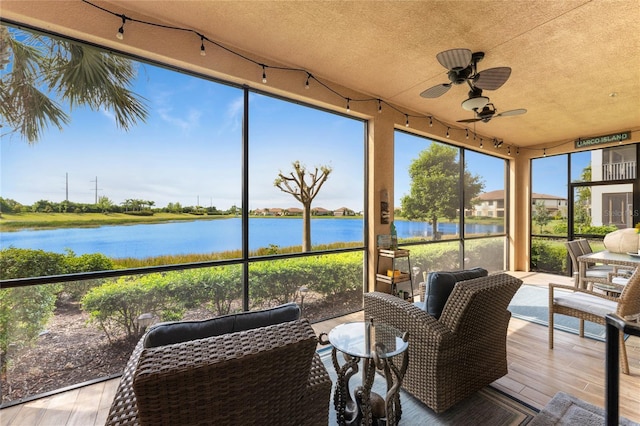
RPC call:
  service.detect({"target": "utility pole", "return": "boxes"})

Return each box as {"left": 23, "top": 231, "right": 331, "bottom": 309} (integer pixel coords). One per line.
{"left": 65, "top": 172, "right": 68, "bottom": 202}
{"left": 90, "top": 176, "right": 102, "bottom": 204}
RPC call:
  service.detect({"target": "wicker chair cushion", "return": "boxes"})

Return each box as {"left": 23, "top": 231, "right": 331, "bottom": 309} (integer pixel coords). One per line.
{"left": 423, "top": 267, "right": 488, "bottom": 318}
{"left": 143, "top": 302, "right": 300, "bottom": 348}
{"left": 553, "top": 292, "right": 618, "bottom": 316}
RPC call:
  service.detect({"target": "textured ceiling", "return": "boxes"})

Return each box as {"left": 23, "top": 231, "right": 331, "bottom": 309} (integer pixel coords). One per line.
{"left": 3, "top": 1, "right": 640, "bottom": 148}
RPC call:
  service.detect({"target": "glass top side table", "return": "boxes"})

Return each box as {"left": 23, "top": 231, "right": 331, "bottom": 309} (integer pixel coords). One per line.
{"left": 320, "top": 320, "right": 409, "bottom": 426}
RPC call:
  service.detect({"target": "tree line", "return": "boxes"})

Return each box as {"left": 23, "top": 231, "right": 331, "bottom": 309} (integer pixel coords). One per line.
{"left": 0, "top": 196, "right": 241, "bottom": 216}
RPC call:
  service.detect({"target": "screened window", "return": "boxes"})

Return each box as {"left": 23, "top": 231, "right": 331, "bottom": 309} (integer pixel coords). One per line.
{"left": 0, "top": 24, "right": 366, "bottom": 405}
{"left": 394, "top": 130, "right": 508, "bottom": 275}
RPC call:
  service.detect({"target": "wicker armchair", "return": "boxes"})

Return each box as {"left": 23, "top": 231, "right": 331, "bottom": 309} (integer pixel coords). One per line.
{"left": 364, "top": 273, "right": 522, "bottom": 413}
{"left": 549, "top": 266, "right": 640, "bottom": 375}
{"left": 565, "top": 239, "right": 614, "bottom": 289}
{"left": 105, "top": 318, "right": 331, "bottom": 426}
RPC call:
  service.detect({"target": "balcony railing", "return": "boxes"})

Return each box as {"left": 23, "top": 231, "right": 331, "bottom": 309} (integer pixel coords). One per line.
{"left": 603, "top": 161, "right": 636, "bottom": 181}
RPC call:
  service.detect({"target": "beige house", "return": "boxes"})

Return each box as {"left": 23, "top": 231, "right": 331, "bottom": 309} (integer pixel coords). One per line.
{"left": 471, "top": 190, "right": 567, "bottom": 219}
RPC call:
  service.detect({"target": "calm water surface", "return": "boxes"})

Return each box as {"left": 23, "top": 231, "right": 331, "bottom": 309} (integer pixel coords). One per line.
{"left": 0, "top": 218, "right": 503, "bottom": 258}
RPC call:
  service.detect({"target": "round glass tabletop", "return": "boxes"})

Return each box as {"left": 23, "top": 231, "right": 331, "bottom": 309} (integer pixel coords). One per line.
{"left": 328, "top": 321, "right": 408, "bottom": 359}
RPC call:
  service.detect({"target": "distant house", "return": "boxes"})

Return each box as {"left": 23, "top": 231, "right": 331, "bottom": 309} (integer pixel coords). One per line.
{"left": 531, "top": 192, "right": 567, "bottom": 218}
{"left": 283, "top": 207, "right": 303, "bottom": 216}
{"left": 312, "top": 207, "right": 332, "bottom": 216}
{"left": 471, "top": 190, "right": 506, "bottom": 218}
{"left": 334, "top": 207, "right": 355, "bottom": 216}
{"left": 470, "top": 190, "right": 567, "bottom": 218}
{"left": 254, "top": 206, "right": 355, "bottom": 216}
{"left": 253, "top": 208, "right": 280, "bottom": 216}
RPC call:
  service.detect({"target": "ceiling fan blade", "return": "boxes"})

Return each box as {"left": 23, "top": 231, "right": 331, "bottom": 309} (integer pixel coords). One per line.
{"left": 436, "top": 48, "right": 472, "bottom": 70}
{"left": 495, "top": 108, "right": 527, "bottom": 117}
{"left": 457, "top": 117, "right": 483, "bottom": 123}
{"left": 420, "top": 83, "right": 451, "bottom": 98}
{"left": 474, "top": 67, "right": 512, "bottom": 90}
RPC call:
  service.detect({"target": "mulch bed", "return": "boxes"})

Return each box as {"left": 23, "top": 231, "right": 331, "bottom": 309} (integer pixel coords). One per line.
{"left": 1, "top": 290, "right": 362, "bottom": 405}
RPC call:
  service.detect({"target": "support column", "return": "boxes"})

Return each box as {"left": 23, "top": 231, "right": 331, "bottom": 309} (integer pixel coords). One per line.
{"left": 367, "top": 113, "right": 395, "bottom": 291}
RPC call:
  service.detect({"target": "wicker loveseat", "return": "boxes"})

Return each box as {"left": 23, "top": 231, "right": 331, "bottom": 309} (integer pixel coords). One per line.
{"left": 364, "top": 273, "right": 522, "bottom": 413}
{"left": 105, "top": 304, "right": 331, "bottom": 426}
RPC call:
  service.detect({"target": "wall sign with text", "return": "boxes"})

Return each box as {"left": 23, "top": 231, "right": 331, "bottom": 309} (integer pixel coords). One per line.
{"left": 575, "top": 131, "right": 631, "bottom": 149}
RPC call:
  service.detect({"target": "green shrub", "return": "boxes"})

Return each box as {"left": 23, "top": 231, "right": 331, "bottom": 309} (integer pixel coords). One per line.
{"left": 0, "top": 248, "right": 66, "bottom": 372}
{"left": 81, "top": 254, "right": 364, "bottom": 339}
{"left": 81, "top": 274, "right": 184, "bottom": 342}
{"left": 164, "top": 266, "right": 243, "bottom": 315}
{"left": 531, "top": 239, "right": 566, "bottom": 273}
{"left": 552, "top": 222, "right": 568, "bottom": 234}
{"left": 306, "top": 253, "right": 363, "bottom": 296}
{"left": 81, "top": 266, "right": 244, "bottom": 340}
{"left": 0, "top": 247, "right": 67, "bottom": 279}
{"left": 250, "top": 258, "right": 312, "bottom": 306}
{"left": 579, "top": 225, "right": 618, "bottom": 235}
{"left": 60, "top": 250, "right": 115, "bottom": 300}
{"left": 0, "top": 285, "right": 57, "bottom": 372}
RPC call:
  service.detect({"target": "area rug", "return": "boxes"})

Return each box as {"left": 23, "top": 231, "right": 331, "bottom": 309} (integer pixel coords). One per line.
{"left": 318, "top": 346, "right": 538, "bottom": 425}
{"left": 508, "top": 284, "right": 608, "bottom": 340}
{"left": 529, "top": 391, "right": 639, "bottom": 426}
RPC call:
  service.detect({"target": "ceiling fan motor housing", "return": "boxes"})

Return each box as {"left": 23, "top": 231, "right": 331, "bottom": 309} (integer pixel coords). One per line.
{"left": 448, "top": 67, "right": 472, "bottom": 85}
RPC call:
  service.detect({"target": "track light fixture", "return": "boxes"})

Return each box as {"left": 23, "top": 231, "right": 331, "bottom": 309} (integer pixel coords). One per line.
{"left": 84, "top": 0, "right": 535, "bottom": 153}
{"left": 116, "top": 15, "right": 126, "bottom": 40}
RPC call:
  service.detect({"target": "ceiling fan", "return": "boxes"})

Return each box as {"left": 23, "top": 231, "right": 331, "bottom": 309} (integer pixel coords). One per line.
{"left": 420, "top": 48, "right": 512, "bottom": 111}
{"left": 456, "top": 103, "right": 527, "bottom": 123}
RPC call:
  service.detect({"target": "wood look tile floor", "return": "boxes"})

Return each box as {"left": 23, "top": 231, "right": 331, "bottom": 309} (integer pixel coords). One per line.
{"left": 2, "top": 272, "right": 639, "bottom": 425}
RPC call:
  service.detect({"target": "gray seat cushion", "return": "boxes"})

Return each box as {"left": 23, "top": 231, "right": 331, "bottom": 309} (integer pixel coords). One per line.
{"left": 553, "top": 292, "right": 617, "bottom": 317}
{"left": 424, "top": 267, "right": 488, "bottom": 318}
{"left": 143, "top": 302, "right": 301, "bottom": 348}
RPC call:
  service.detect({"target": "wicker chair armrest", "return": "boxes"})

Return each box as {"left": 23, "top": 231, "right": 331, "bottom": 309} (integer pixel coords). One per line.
{"left": 608, "top": 269, "right": 634, "bottom": 280}
{"left": 309, "top": 352, "right": 331, "bottom": 388}
{"left": 105, "top": 337, "right": 145, "bottom": 426}
{"left": 438, "top": 273, "right": 521, "bottom": 336}
{"left": 549, "top": 282, "right": 619, "bottom": 302}
{"left": 364, "top": 291, "right": 452, "bottom": 340}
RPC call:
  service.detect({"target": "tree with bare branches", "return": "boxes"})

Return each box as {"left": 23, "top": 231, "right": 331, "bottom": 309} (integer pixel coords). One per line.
{"left": 274, "top": 161, "right": 332, "bottom": 252}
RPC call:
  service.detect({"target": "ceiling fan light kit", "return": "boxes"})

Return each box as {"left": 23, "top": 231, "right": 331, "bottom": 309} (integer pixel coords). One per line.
{"left": 461, "top": 95, "right": 489, "bottom": 111}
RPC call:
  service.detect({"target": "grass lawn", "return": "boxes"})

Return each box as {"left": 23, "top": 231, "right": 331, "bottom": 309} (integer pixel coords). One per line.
{"left": 0, "top": 212, "right": 233, "bottom": 231}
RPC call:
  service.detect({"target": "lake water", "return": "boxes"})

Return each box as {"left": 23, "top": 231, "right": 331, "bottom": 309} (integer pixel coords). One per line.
{"left": 0, "top": 218, "right": 503, "bottom": 258}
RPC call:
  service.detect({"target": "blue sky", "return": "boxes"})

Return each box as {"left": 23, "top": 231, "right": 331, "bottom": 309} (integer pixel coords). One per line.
{"left": 1, "top": 57, "right": 365, "bottom": 211}
{"left": 1, "top": 28, "right": 571, "bottom": 211}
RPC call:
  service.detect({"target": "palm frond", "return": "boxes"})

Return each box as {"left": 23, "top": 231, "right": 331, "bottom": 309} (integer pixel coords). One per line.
{"left": 1, "top": 24, "right": 148, "bottom": 142}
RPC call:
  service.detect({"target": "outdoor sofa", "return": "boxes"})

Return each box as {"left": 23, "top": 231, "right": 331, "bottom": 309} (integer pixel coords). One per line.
{"left": 105, "top": 303, "right": 331, "bottom": 425}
